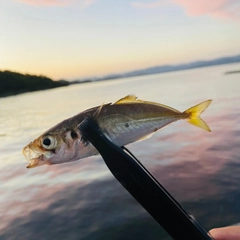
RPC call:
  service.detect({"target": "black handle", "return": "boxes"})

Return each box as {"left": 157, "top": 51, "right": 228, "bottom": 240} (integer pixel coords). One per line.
{"left": 78, "top": 118, "right": 214, "bottom": 240}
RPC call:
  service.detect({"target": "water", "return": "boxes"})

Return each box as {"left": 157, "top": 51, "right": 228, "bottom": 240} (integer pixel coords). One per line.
{"left": 1, "top": 63, "right": 240, "bottom": 239}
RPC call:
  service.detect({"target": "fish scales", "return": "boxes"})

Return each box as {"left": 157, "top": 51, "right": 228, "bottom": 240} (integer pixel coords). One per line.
{"left": 96, "top": 103, "right": 184, "bottom": 146}
{"left": 22, "top": 95, "right": 212, "bottom": 168}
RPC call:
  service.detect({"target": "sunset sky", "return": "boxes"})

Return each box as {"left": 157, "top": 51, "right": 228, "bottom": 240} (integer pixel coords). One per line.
{"left": 1, "top": 0, "right": 240, "bottom": 80}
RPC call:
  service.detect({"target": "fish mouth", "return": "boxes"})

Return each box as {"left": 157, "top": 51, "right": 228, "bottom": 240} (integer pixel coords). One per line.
{"left": 26, "top": 158, "right": 47, "bottom": 168}
{"left": 22, "top": 145, "right": 49, "bottom": 168}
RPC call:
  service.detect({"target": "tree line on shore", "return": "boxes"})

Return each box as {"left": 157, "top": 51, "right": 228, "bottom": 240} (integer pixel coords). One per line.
{"left": 0, "top": 70, "right": 69, "bottom": 97}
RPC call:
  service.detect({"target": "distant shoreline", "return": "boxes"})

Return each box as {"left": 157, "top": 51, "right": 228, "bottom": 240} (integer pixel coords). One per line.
{"left": 74, "top": 54, "right": 240, "bottom": 83}
{"left": 0, "top": 71, "right": 69, "bottom": 98}
{"left": 225, "top": 70, "right": 240, "bottom": 74}
{"left": 1, "top": 54, "right": 240, "bottom": 98}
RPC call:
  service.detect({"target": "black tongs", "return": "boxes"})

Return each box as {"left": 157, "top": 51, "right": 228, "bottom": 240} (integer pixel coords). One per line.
{"left": 78, "top": 117, "right": 214, "bottom": 240}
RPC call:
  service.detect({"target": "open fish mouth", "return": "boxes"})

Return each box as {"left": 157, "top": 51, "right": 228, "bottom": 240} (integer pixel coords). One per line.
{"left": 22, "top": 145, "right": 48, "bottom": 168}
{"left": 22, "top": 145, "right": 42, "bottom": 160}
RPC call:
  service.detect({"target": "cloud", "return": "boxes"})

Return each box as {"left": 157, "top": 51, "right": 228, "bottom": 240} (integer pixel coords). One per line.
{"left": 173, "top": 0, "right": 240, "bottom": 21}
{"left": 17, "top": 0, "right": 73, "bottom": 6}
{"left": 17, "top": 0, "right": 96, "bottom": 7}
{"left": 132, "top": 0, "right": 240, "bottom": 22}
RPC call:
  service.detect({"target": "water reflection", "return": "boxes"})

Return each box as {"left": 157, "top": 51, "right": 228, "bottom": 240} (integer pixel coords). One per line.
{"left": 1, "top": 64, "right": 240, "bottom": 239}
{"left": 0, "top": 178, "right": 166, "bottom": 240}
{"left": 1, "top": 157, "right": 240, "bottom": 240}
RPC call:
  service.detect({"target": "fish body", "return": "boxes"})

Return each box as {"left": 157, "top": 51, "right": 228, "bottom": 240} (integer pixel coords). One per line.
{"left": 22, "top": 95, "right": 212, "bottom": 168}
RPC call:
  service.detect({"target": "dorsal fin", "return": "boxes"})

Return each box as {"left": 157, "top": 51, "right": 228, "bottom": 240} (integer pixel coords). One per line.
{"left": 114, "top": 95, "right": 181, "bottom": 113}
{"left": 92, "top": 103, "right": 104, "bottom": 119}
{"left": 114, "top": 95, "right": 138, "bottom": 104}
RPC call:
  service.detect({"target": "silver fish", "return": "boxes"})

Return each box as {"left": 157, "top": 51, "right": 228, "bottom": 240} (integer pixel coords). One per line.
{"left": 22, "top": 95, "right": 212, "bottom": 168}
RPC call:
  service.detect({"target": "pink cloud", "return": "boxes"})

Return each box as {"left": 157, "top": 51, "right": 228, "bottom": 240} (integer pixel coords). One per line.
{"left": 172, "top": 0, "right": 240, "bottom": 21}
{"left": 132, "top": 0, "right": 240, "bottom": 22}
{"left": 17, "top": 0, "right": 72, "bottom": 6}
{"left": 17, "top": 0, "right": 95, "bottom": 7}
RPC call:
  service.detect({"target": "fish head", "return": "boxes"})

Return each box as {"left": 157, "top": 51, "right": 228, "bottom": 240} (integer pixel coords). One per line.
{"left": 22, "top": 127, "right": 85, "bottom": 168}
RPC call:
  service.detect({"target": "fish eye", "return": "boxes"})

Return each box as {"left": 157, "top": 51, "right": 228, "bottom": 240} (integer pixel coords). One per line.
{"left": 41, "top": 135, "right": 57, "bottom": 150}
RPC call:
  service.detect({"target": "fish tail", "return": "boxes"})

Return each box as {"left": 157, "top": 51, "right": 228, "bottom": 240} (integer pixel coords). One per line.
{"left": 183, "top": 100, "right": 212, "bottom": 132}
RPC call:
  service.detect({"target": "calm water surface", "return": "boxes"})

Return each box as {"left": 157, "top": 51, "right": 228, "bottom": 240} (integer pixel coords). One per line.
{"left": 1, "top": 64, "right": 240, "bottom": 239}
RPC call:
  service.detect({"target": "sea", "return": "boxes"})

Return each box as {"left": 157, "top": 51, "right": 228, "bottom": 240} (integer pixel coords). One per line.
{"left": 1, "top": 63, "right": 240, "bottom": 240}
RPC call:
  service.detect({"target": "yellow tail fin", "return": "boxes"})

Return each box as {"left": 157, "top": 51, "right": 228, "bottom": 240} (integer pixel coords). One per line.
{"left": 183, "top": 100, "right": 212, "bottom": 132}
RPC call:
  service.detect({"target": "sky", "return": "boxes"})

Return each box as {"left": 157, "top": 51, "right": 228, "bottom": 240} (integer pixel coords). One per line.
{"left": 1, "top": 0, "right": 240, "bottom": 80}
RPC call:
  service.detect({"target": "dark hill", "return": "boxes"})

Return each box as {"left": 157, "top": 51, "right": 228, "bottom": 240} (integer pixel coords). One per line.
{"left": 0, "top": 71, "right": 69, "bottom": 97}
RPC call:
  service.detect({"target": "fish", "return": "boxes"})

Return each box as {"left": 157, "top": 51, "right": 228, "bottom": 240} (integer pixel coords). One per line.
{"left": 22, "top": 95, "right": 212, "bottom": 168}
